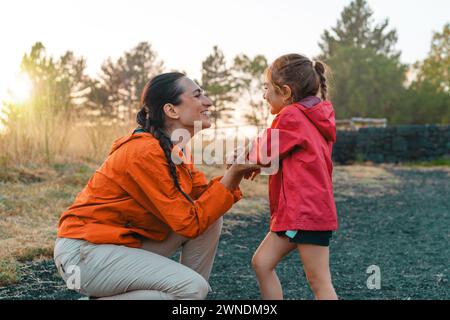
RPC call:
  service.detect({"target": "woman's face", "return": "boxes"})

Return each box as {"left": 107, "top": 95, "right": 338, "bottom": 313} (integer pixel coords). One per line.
{"left": 170, "top": 77, "right": 213, "bottom": 132}
{"left": 263, "top": 78, "right": 287, "bottom": 115}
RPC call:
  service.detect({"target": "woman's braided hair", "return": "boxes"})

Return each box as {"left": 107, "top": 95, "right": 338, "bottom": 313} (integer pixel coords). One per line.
{"left": 136, "top": 72, "right": 194, "bottom": 204}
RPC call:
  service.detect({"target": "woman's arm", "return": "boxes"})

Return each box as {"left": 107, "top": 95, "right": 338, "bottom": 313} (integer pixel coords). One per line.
{"left": 220, "top": 165, "right": 246, "bottom": 191}
{"left": 124, "top": 149, "right": 258, "bottom": 239}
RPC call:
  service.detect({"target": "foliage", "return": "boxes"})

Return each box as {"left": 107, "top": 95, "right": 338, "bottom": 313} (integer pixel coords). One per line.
{"left": 233, "top": 54, "right": 270, "bottom": 129}
{"left": 201, "top": 46, "right": 236, "bottom": 137}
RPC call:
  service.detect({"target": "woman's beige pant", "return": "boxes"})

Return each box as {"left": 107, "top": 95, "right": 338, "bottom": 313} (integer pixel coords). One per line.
{"left": 53, "top": 217, "right": 223, "bottom": 300}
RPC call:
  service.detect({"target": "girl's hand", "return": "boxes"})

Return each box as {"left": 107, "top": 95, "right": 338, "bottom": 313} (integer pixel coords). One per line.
{"left": 227, "top": 145, "right": 260, "bottom": 175}
{"left": 225, "top": 148, "right": 240, "bottom": 169}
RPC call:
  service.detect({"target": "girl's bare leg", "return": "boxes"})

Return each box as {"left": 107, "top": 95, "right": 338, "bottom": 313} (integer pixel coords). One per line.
{"left": 297, "top": 244, "right": 338, "bottom": 300}
{"left": 251, "top": 232, "right": 296, "bottom": 300}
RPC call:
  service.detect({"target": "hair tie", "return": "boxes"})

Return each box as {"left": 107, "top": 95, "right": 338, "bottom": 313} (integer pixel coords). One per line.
{"left": 143, "top": 105, "right": 150, "bottom": 120}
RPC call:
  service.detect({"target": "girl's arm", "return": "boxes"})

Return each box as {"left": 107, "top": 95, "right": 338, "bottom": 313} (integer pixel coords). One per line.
{"left": 249, "top": 108, "right": 306, "bottom": 166}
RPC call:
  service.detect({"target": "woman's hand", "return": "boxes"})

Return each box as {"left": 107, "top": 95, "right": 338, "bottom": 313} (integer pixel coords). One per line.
{"left": 221, "top": 146, "right": 261, "bottom": 190}
{"left": 220, "top": 164, "right": 261, "bottom": 191}
{"left": 244, "top": 168, "right": 261, "bottom": 181}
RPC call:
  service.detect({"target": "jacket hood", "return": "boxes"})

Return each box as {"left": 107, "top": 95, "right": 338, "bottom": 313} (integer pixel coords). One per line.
{"left": 108, "top": 131, "right": 187, "bottom": 163}
{"left": 295, "top": 99, "right": 336, "bottom": 142}
{"left": 109, "top": 132, "right": 147, "bottom": 155}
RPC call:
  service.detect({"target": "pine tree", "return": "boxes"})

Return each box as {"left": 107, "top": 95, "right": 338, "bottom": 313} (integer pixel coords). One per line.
{"left": 89, "top": 42, "right": 164, "bottom": 124}
{"left": 201, "top": 46, "right": 236, "bottom": 139}
{"left": 415, "top": 23, "right": 449, "bottom": 93}
{"left": 318, "top": 0, "right": 406, "bottom": 122}
{"left": 319, "top": 0, "right": 398, "bottom": 59}
{"left": 233, "top": 54, "right": 269, "bottom": 130}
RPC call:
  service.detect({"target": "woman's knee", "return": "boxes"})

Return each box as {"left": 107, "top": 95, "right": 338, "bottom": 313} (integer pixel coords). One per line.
{"left": 207, "top": 216, "right": 223, "bottom": 238}
{"left": 175, "top": 274, "right": 210, "bottom": 300}
{"left": 190, "top": 276, "right": 210, "bottom": 300}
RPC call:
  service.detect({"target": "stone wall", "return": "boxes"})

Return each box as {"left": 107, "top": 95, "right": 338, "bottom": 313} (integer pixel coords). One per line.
{"left": 333, "top": 125, "right": 450, "bottom": 164}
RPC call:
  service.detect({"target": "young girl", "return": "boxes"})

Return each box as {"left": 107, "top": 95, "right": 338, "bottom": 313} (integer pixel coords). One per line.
{"left": 249, "top": 54, "right": 338, "bottom": 300}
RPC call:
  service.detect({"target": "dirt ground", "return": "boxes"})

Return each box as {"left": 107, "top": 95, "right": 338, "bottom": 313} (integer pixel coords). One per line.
{"left": 0, "top": 164, "right": 448, "bottom": 300}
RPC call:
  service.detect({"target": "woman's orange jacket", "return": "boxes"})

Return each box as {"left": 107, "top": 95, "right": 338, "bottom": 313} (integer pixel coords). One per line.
{"left": 57, "top": 131, "right": 242, "bottom": 248}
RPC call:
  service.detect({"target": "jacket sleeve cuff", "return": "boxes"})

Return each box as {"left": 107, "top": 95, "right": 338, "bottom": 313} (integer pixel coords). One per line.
{"left": 210, "top": 176, "right": 243, "bottom": 203}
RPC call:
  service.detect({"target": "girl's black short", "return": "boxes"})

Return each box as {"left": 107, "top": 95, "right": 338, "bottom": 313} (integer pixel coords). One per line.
{"left": 276, "top": 230, "right": 332, "bottom": 247}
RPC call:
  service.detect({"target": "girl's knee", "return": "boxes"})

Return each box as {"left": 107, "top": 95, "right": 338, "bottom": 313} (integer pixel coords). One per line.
{"left": 305, "top": 270, "right": 331, "bottom": 290}
{"left": 251, "top": 253, "right": 271, "bottom": 274}
{"left": 251, "top": 253, "right": 259, "bottom": 271}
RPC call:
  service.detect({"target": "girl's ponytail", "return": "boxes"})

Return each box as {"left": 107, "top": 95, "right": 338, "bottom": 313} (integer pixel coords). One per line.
{"left": 313, "top": 60, "right": 328, "bottom": 101}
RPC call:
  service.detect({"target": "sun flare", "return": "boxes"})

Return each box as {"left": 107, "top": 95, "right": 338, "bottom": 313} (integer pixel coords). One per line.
{"left": 6, "top": 73, "right": 33, "bottom": 104}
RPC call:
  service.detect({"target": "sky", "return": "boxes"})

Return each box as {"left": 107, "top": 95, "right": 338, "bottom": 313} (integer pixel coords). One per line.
{"left": 0, "top": 0, "right": 449, "bottom": 113}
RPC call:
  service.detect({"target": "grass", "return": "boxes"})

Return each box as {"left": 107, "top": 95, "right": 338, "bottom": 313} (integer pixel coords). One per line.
{"left": 403, "top": 157, "right": 450, "bottom": 167}
{"left": 350, "top": 156, "right": 450, "bottom": 168}
{"left": 0, "top": 162, "right": 97, "bottom": 286}
{"left": 0, "top": 258, "right": 19, "bottom": 286}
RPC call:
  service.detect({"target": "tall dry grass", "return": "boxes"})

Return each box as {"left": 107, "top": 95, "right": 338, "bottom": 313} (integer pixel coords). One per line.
{"left": 0, "top": 111, "right": 135, "bottom": 285}
{"left": 0, "top": 112, "right": 133, "bottom": 168}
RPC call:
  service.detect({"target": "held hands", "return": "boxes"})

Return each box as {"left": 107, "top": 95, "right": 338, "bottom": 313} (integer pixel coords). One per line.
{"left": 226, "top": 146, "right": 261, "bottom": 181}
{"left": 220, "top": 145, "right": 261, "bottom": 191}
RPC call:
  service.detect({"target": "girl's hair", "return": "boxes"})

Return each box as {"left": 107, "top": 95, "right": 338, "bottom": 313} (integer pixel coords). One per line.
{"left": 136, "top": 72, "right": 194, "bottom": 204}
{"left": 266, "top": 53, "right": 328, "bottom": 102}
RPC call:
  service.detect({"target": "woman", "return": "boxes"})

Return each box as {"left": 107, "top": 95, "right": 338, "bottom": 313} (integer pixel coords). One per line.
{"left": 54, "top": 72, "right": 259, "bottom": 300}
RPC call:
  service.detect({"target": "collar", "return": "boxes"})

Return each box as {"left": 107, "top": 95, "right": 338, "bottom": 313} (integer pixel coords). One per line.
{"left": 298, "top": 96, "right": 321, "bottom": 109}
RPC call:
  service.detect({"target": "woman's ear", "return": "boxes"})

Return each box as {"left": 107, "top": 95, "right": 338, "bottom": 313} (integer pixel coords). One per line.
{"left": 281, "top": 85, "right": 292, "bottom": 103}
{"left": 163, "top": 103, "right": 180, "bottom": 120}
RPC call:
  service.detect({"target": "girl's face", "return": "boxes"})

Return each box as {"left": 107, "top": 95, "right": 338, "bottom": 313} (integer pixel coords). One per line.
{"left": 263, "top": 76, "right": 291, "bottom": 115}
